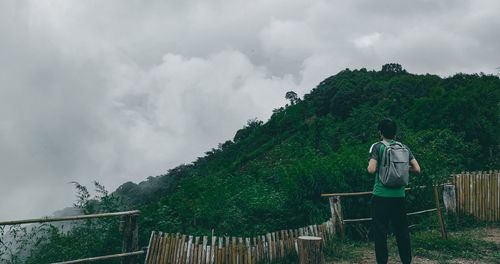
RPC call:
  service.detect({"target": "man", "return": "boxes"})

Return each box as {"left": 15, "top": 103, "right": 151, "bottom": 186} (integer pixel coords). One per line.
{"left": 367, "top": 118, "right": 420, "bottom": 264}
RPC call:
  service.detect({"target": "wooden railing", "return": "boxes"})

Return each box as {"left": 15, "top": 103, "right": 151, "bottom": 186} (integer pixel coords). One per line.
{"left": 321, "top": 184, "right": 450, "bottom": 239}
{"left": 0, "top": 210, "right": 143, "bottom": 264}
{"left": 143, "top": 184, "right": 455, "bottom": 263}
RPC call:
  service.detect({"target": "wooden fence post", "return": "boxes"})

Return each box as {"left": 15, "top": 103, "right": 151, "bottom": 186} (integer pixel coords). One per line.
{"left": 328, "top": 196, "right": 344, "bottom": 238}
{"left": 121, "top": 214, "right": 139, "bottom": 264}
{"left": 298, "top": 236, "right": 324, "bottom": 264}
{"left": 433, "top": 186, "right": 447, "bottom": 239}
{"left": 443, "top": 184, "right": 459, "bottom": 224}
{"left": 328, "top": 197, "right": 335, "bottom": 223}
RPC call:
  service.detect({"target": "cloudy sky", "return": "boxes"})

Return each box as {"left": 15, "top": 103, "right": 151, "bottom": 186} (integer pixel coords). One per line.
{"left": 1, "top": 0, "right": 499, "bottom": 221}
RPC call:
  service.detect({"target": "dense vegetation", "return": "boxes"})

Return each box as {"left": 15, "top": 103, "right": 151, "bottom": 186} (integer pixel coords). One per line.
{"left": 1, "top": 64, "right": 499, "bottom": 263}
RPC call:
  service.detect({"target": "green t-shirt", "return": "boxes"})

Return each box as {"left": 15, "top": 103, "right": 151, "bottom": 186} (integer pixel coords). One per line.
{"left": 369, "top": 141, "right": 414, "bottom": 197}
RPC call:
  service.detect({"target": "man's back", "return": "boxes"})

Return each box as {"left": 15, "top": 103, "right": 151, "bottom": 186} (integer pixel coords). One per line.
{"left": 367, "top": 118, "right": 420, "bottom": 264}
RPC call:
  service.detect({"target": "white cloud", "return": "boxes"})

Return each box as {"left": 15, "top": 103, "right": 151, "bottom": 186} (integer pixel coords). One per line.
{"left": 1, "top": 0, "right": 499, "bottom": 220}
{"left": 261, "top": 18, "right": 326, "bottom": 59}
{"left": 353, "top": 32, "right": 382, "bottom": 48}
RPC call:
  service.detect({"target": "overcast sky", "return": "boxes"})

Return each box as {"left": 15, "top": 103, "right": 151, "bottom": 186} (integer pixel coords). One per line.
{"left": 1, "top": 0, "right": 499, "bottom": 221}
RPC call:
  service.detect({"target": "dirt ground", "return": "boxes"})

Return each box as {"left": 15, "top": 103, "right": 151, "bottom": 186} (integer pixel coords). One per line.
{"left": 327, "top": 228, "right": 500, "bottom": 264}
{"left": 480, "top": 228, "right": 500, "bottom": 244}
{"left": 331, "top": 251, "right": 481, "bottom": 264}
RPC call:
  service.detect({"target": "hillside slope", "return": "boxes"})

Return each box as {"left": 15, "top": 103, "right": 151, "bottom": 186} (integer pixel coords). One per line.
{"left": 112, "top": 64, "right": 500, "bottom": 236}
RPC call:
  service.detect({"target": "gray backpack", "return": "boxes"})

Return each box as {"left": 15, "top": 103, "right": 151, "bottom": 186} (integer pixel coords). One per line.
{"left": 378, "top": 141, "right": 410, "bottom": 188}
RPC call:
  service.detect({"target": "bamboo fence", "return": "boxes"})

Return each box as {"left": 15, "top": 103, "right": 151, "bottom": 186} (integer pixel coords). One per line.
{"left": 454, "top": 170, "right": 500, "bottom": 222}
{"left": 144, "top": 220, "right": 335, "bottom": 264}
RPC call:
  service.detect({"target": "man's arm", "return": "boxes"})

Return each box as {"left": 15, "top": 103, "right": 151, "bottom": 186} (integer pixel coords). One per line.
{"left": 367, "top": 142, "right": 379, "bottom": 174}
{"left": 367, "top": 159, "right": 377, "bottom": 174}
{"left": 410, "top": 158, "right": 420, "bottom": 174}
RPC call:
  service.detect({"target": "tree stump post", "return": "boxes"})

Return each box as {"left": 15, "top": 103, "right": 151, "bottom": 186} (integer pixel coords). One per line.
{"left": 121, "top": 214, "right": 139, "bottom": 264}
{"left": 298, "top": 236, "right": 324, "bottom": 264}
{"left": 443, "top": 184, "right": 459, "bottom": 224}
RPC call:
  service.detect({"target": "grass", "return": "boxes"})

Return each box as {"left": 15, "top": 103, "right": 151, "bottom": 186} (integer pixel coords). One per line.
{"left": 408, "top": 214, "right": 499, "bottom": 263}
{"left": 324, "top": 237, "right": 371, "bottom": 263}
{"left": 410, "top": 227, "right": 500, "bottom": 263}
{"left": 323, "top": 214, "right": 500, "bottom": 263}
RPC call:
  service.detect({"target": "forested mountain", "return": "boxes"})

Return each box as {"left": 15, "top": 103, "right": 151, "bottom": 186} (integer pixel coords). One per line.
{"left": 114, "top": 63, "right": 500, "bottom": 236}
{"left": 6, "top": 64, "right": 499, "bottom": 262}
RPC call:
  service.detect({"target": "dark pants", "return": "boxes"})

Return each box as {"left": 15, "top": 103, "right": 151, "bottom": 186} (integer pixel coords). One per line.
{"left": 371, "top": 195, "right": 412, "bottom": 264}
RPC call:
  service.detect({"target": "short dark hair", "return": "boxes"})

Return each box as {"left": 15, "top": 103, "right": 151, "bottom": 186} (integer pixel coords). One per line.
{"left": 378, "top": 118, "right": 397, "bottom": 139}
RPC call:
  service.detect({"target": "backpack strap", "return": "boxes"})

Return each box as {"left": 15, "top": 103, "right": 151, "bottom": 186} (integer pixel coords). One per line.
{"left": 377, "top": 142, "right": 386, "bottom": 171}
{"left": 379, "top": 140, "right": 395, "bottom": 167}
{"left": 378, "top": 144, "right": 385, "bottom": 170}
{"left": 392, "top": 141, "right": 403, "bottom": 147}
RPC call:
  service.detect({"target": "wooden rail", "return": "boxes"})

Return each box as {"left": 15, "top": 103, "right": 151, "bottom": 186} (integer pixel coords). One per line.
{"left": 321, "top": 189, "right": 409, "bottom": 197}
{"left": 323, "top": 184, "right": 450, "bottom": 239}
{"left": 0, "top": 210, "right": 141, "bottom": 226}
{"left": 343, "top": 208, "right": 438, "bottom": 223}
{"left": 321, "top": 183, "right": 452, "bottom": 197}
{"left": 52, "top": 250, "right": 144, "bottom": 264}
{"left": 0, "top": 210, "right": 142, "bottom": 264}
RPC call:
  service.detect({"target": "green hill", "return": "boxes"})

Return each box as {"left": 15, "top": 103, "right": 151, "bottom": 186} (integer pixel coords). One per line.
{"left": 114, "top": 63, "right": 500, "bottom": 237}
